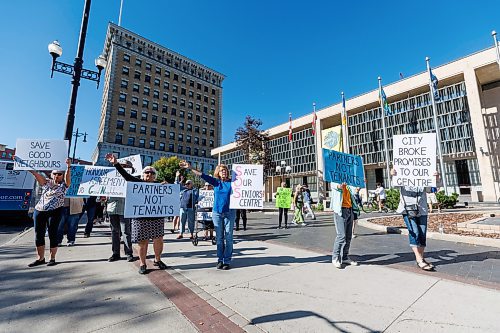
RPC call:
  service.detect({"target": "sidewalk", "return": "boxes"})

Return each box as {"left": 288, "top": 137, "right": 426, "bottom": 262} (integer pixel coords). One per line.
{"left": 1, "top": 222, "right": 499, "bottom": 333}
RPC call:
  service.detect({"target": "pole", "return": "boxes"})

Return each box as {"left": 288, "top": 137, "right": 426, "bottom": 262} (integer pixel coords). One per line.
{"left": 378, "top": 77, "right": 392, "bottom": 189}
{"left": 118, "top": 0, "right": 124, "bottom": 26}
{"left": 64, "top": 0, "right": 92, "bottom": 156}
{"left": 72, "top": 128, "right": 79, "bottom": 162}
{"left": 313, "top": 102, "right": 320, "bottom": 201}
{"left": 289, "top": 113, "right": 294, "bottom": 180}
{"left": 492, "top": 31, "right": 500, "bottom": 68}
{"left": 426, "top": 57, "right": 448, "bottom": 194}
{"left": 341, "top": 92, "right": 349, "bottom": 154}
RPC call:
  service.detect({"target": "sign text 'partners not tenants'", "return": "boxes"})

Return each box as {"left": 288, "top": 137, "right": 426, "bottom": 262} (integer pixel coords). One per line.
{"left": 323, "top": 149, "right": 366, "bottom": 188}
{"left": 124, "top": 183, "right": 180, "bottom": 218}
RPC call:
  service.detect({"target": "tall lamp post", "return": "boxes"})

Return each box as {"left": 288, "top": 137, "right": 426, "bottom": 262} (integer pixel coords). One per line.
{"left": 72, "top": 128, "right": 88, "bottom": 163}
{"left": 47, "top": 0, "right": 106, "bottom": 156}
{"left": 275, "top": 160, "right": 292, "bottom": 184}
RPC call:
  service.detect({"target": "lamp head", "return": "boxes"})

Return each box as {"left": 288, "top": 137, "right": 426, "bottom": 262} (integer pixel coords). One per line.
{"left": 280, "top": 160, "right": 286, "bottom": 167}
{"left": 285, "top": 165, "right": 292, "bottom": 173}
{"left": 48, "top": 40, "right": 62, "bottom": 59}
{"left": 275, "top": 165, "right": 281, "bottom": 173}
{"left": 95, "top": 54, "right": 107, "bottom": 71}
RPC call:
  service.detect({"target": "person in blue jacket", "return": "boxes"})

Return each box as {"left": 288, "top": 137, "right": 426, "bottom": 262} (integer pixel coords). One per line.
{"left": 179, "top": 160, "right": 235, "bottom": 270}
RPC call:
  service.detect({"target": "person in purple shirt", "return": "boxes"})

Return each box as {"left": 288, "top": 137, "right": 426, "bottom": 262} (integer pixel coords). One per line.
{"left": 179, "top": 160, "right": 235, "bottom": 270}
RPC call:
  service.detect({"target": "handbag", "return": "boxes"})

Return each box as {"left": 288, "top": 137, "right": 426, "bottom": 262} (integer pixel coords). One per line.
{"left": 402, "top": 190, "right": 421, "bottom": 218}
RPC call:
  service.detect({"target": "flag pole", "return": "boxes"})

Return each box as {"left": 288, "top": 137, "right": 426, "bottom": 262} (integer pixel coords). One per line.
{"left": 313, "top": 102, "right": 320, "bottom": 200}
{"left": 341, "top": 92, "right": 349, "bottom": 154}
{"left": 118, "top": 0, "right": 124, "bottom": 26}
{"left": 378, "top": 77, "right": 392, "bottom": 189}
{"left": 426, "top": 57, "right": 448, "bottom": 194}
{"left": 289, "top": 112, "right": 294, "bottom": 180}
{"left": 492, "top": 31, "right": 500, "bottom": 68}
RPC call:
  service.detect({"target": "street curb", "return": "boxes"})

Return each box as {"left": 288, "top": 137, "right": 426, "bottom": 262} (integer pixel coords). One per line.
{"left": 0, "top": 226, "right": 32, "bottom": 247}
{"left": 357, "top": 219, "right": 500, "bottom": 248}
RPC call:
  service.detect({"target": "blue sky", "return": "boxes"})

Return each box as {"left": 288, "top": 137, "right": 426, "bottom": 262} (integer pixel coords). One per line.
{"left": 1, "top": 0, "right": 499, "bottom": 161}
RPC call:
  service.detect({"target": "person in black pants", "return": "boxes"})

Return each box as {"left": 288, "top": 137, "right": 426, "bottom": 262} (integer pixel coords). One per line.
{"left": 83, "top": 197, "right": 97, "bottom": 237}
{"left": 235, "top": 209, "right": 247, "bottom": 231}
{"left": 275, "top": 182, "right": 292, "bottom": 229}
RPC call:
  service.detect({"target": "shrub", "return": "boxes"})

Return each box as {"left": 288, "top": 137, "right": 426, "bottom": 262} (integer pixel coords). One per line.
{"left": 436, "top": 190, "right": 459, "bottom": 208}
{"left": 314, "top": 202, "right": 324, "bottom": 211}
{"left": 385, "top": 188, "right": 400, "bottom": 210}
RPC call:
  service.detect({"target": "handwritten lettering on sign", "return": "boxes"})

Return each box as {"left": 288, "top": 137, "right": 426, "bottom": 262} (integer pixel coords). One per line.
{"left": 230, "top": 164, "right": 264, "bottom": 209}
{"left": 323, "top": 149, "right": 366, "bottom": 188}
{"left": 124, "top": 183, "right": 180, "bottom": 218}
{"left": 14, "top": 139, "right": 68, "bottom": 171}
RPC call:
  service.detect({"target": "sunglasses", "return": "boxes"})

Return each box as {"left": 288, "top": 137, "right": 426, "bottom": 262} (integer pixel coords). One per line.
{"left": 52, "top": 173, "right": 63, "bottom": 176}
{"left": 143, "top": 171, "right": 156, "bottom": 175}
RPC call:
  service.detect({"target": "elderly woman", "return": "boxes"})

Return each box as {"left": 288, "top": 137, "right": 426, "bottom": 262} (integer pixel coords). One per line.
{"left": 292, "top": 185, "right": 305, "bottom": 225}
{"left": 106, "top": 153, "right": 167, "bottom": 274}
{"left": 179, "top": 160, "right": 235, "bottom": 270}
{"left": 26, "top": 158, "right": 71, "bottom": 267}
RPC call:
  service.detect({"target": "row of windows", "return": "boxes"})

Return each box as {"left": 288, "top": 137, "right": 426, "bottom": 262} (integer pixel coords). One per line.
{"left": 118, "top": 91, "right": 216, "bottom": 112}
{"left": 114, "top": 134, "right": 208, "bottom": 156}
{"left": 118, "top": 106, "right": 214, "bottom": 125}
{"left": 116, "top": 116, "right": 215, "bottom": 136}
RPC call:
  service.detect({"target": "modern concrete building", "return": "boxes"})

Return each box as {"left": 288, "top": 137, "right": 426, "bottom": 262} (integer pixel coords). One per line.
{"left": 93, "top": 23, "right": 225, "bottom": 172}
{"left": 212, "top": 45, "right": 500, "bottom": 204}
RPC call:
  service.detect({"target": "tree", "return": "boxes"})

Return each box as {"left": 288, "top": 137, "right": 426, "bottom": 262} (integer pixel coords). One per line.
{"left": 235, "top": 116, "right": 272, "bottom": 177}
{"left": 152, "top": 156, "right": 187, "bottom": 183}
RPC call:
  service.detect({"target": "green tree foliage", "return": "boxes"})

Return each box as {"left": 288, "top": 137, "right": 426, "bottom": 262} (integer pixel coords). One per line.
{"left": 436, "top": 190, "right": 459, "bottom": 208}
{"left": 152, "top": 156, "right": 187, "bottom": 183}
{"left": 385, "top": 188, "right": 401, "bottom": 210}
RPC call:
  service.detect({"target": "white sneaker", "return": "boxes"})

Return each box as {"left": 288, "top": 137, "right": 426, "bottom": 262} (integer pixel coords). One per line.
{"left": 67, "top": 241, "right": 75, "bottom": 247}
{"left": 332, "top": 259, "right": 342, "bottom": 268}
{"left": 343, "top": 259, "right": 359, "bottom": 266}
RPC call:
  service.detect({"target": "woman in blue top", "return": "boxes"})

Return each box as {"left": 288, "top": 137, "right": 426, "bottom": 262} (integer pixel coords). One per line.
{"left": 179, "top": 160, "right": 235, "bottom": 270}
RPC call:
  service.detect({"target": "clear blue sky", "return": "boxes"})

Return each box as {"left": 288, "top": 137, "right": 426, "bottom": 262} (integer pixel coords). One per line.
{"left": 1, "top": 0, "right": 499, "bottom": 161}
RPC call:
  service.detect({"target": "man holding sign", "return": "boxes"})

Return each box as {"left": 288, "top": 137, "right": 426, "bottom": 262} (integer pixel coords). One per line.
{"left": 275, "top": 182, "right": 292, "bottom": 229}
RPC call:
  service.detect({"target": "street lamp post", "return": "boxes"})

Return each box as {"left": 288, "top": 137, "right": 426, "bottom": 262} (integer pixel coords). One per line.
{"left": 275, "top": 160, "right": 292, "bottom": 184}
{"left": 72, "top": 128, "right": 88, "bottom": 163}
{"left": 48, "top": 0, "right": 106, "bottom": 156}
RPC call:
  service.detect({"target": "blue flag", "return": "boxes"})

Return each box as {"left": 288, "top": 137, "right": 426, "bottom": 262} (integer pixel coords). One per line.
{"left": 379, "top": 87, "right": 391, "bottom": 116}
{"left": 430, "top": 68, "right": 439, "bottom": 100}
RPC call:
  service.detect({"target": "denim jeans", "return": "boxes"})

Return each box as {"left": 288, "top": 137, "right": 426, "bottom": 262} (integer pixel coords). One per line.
{"left": 212, "top": 210, "right": 236, "bottom": 264}
{"left": 84, "top": 205, "right": 97, "bottom": 235}
{"left": 110, "top": 214, "right": 133, "bottom": 256}
{"left": 332, "top": 207, "right": 354, "bottom": 262}
{"left": 180, "top": 208, "right": 195, "bottom": 234}
{"left": 57, "top": 207, "right": 80, "bottom": 243}
{"left": 34, "top": 207, "right": 63, "bottom": 248}
{"left": 403, "top": 214, "right": 428, "bottom": 247}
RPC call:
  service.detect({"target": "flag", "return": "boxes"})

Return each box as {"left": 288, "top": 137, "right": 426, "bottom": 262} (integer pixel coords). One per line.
{"left": 399, "top": 72, "right": 404, "bottom": 79}
{"left": 379, "top": 87, "right": 391, "bottom": 116}
{"left": 341, "top": 94, "right": 347, "bottom": 125}
{"left": 288, "top": 113, "right": 292, "bottom": 141}
{"left": 430, "top": 68, "right": 439, "bottom": 100}
{"left": 311, "top": 110, "right": 317, "bottom": 136}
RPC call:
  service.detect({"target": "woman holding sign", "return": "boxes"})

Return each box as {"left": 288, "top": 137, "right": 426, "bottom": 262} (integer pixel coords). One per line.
{"left": 179, "top": 160, "right": 235, "bottom": 270}
{"left": 106, "top": 153, "right": 168, "bottom": 275}
{"left": 25, "top": 158, "right": 71, "bottom": 267}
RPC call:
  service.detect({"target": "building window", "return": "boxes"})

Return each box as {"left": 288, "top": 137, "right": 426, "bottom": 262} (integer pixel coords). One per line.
{"left": 115, "top": 133, "right": 123, "bottom": 144}
{"left": 210, "top": 129, "right": 215, "bottom": 137}
{"left": 203, "top": 106, "right": 208, "bottom": 113}
{"left": 159, "top": 142, "right": 165, "bottom": 151}
{"left": 196, "top": 93, "right": 201, "bottom": 101}
{"left": 173, "top": 85, "right": 178, "bottom": 93}
{"left": 204, "top": 95, "right": 208, "bottom": 103}
{"left": 169, "top": 132, "right": 175, "bottom": 140}
{"left": 171, "top": 108, "right": 177, "bottom": 116}
{"left": 122, "top": 66, "right": 129, "bottom": 75}
{"left": 139, "top": 139, "right": 145, "bottom": 148}
{"left": 194, "top": 148, "right": 199, "bottom": 156}
{"left": 179, "top": 110, "right": 185, "bottom": 118}
{"left": 201, "top": 150, "right": 206, "bottom": 157}
{"left": 194, "top": 137, "right": 199, "bottom": 144}
{"left": 152, "top": 102, "right": 158, "bottom": 111}
{"left": 179, "top": 122, "right": 184, "bottom": 130}
{"left": 145, "top": 74, "right": 151, "bottom": 83}
{"left": 181, "top": 88, "right": 186, "bottom": 95}
{"left": 202, "top": 128, "right": 207, "bottom": 135}
{"left": 181, "top": 77, "right": 186, "bottom": 84}
{"left": 123, "top": 54, "right": 130, "bottom": 62}
{"left": 180, "top": 99, "right": 185, "bottom": 107}
{"left": 118, "top": 107, "right": 125, "bottom": 116}
{"left": 151, "top": 115, "right": 158, "bottom": 123}
{"left": 161, "top": 117, "right": 167, "bottom": 125}
{"left": 142, "top": 99, "right": 149, "bottom": 108}
{"left": 155, "top": 67, "right": 161, "bottom": 75}
{"left": 169, "top": 144, "right": 174, "bottom": 152}
{"left": 128, "top": 137, "right": 135, "bottom": 146}
{"left": 187, "top": 124, "right": 192, "bottom": 132}
{"left": 188, "top": 112, "right": 193, "bottom": 120}
{"left": 140, "top": 125, "right": 146, "bottom": 134}
{"left": 196, "top": 115, "right": 200, "bottom": 122}
{"left": 160, "top": 130, "right": 166, "bottom": 138}
{"left": 153, "top": 90, "right": 159, "bottom": 99}
{"left": 178, "top": 134, "right": 183, "bottom": 142}
{"left": 186, "top": 135, "right": 192, "bottom": 143}
{"left": 197, "top": 83, "right": 201, "bottom": 89}
{"left": 134, "top": 71, "right": 141, "bottom": 79}
{"left": 190, "top": 80, "right": 194, "bottom": 87}
{"left": 210, "top": 140, "right": 214, "bottom": 147}
{"left": 119, "top": 92, "right": 127, "bottom": 102}
{"left": 164, "top": 82, "right": 169, "bottom": 90}
{"left": 151, "top": 128, "right": 156, "bottom": 136}
{"left": 203, "top": 117, "right": 207, "bottom": 124}
{"left": 149, "top": 140, "right": 155, "bottom": 149}
{"left": 212, "top": 88, "right": 216, "bottom": 95}
{"left": 210, "top": 119, "right": 215, "bottom": 126}
{"left": 188, "top": 102, "right": 193, "bottom": 109}
{"left": 141, "top": 112, "right": 148, "bottom": 121}
{"left": 189, "top": 91, "right": 194, "bottom": 98}
{"left": 174, "top": 74, "right": 178, "bottom": 81}
{"left": 121, "top": 80, "right": 128, "bottom": 89}
{"left": 129, "top": 123, "right": 136, "bottom": 132}
{"left": 170, "top": 120, "right": 176, "bottom": 127}
{"left": 130, "top": 110, "right": 137, "bottom": 118}
{"left": 116, "top": 120, "right": 124, "bottom": 130}
{"left": 145, "top": 63, "right": 152, "bottom": 71}
{"left": 154, "top": 78, "right": 160, "bottom": 86}
{"left": 204, "top": 86, "right": 208, "bottom": 93}
{"left": 172, "top": 96, "right": 177, "bottom": 105}
{"left": 165, "top": 70, "right": 170, "bottom": 78}
{"left": 131, "top": 96, "right": 138, "bottom": 105}
{"left": 133, "top": 83, "right": 140, "bottom": 92}
{"left": 163, "top": 93, "right": 169, "bottom": 102}
{"left": 195, "top": 126, "right": 200, "bottom": 133}
{"left": 202, "top": 139, "right": 206, "bottom": 146}
{"left": 162, "top": 105, "right": 168, "bottom": 113}
{"left": 143, "top": 87, "right": 150, "bottom": 96}
{"left": 211, "top": 98, "right": 215, "bottom": 105}
{"left": 186, "top": 147, "right": 191, "bottom": 155}
{"left": 177, "top": 145, "right": 183, "bottom": 153}
{"left": 135, "top": 59, "right": 142, "bottom": 67}
{"left": 211, "top": 109, "right": 215, "bottom": 116}
{"left": 196, "top": 104, "right": 201, "bottom": 111}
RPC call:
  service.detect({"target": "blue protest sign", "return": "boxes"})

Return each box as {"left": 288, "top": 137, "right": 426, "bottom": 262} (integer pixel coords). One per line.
{"left": 322, "top": 148, "right": 366, "bottom": 188}
{"left": 66, "top": 165, "right": 85, "bottom": 197}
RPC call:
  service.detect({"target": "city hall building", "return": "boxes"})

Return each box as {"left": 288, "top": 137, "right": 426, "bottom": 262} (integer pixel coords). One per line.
{"left": 93, "top": 23, "right": 224, "bottom": 171}
{"left": 212, "top": 45, "right": 500, "bottom": 204}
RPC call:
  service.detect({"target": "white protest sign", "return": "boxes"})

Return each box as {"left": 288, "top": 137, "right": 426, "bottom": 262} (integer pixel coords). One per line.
{"left": 230, "top": 164, "right": 264, "bottom": 209}
{"left": 124, "top": 183, "right": 180, "bottom": 218}
{"left": 66, "top": 166, "right": 128, "bottom": 197}
{"left": 392, "top": 133, "right": 437, "bottom": 187}
{"left": 117, "top": 154, "right": 143, "bottom": 176}
{"left": 197, "top": 189, "right": 214, "bottom": 221}
{"left": 14, "top": 139, "right": 68, "bottom": 171}
{"left": 0, "top": 161, "right": 35, "bottom": 189}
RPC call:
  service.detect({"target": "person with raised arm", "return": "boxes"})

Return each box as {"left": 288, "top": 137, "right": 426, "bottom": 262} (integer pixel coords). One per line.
{"left": 179, "top": 160, "right": 235, "bottom": 270}
{"left": 23, "top": 157, "right": 71, "bottom": 267}
{"left": 105, "top": 153, "right": 168, "bottom": 275}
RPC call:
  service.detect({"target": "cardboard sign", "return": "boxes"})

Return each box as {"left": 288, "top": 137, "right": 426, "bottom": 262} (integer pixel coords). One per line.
{"left": 275, "top": 187, "right": 292, "bottom": 209}
{"left": 323, "top": 148, "right": 366, "bottom": 187}
{"left": 117, "top": 154, "right": 143, "bottom": 176}
{"left": 197, "top": 189, "right": 214, "bottom": 221}
{"left": 124, "top": 183, "right": 180, "bottom": 218}
{"left": 14, "top": 139, "right": 68, "bottom": 171}
{"left": 393, "top": 133, "right": 437, "bottom": 187}
{"left": 0, "top": 161, "right": 35, "bottom": 189}
{"left": 66, "top": 166, "right": 128, "bottom": 197}
{"left": 230, "top": 164, "right": 264, "bottom": 209}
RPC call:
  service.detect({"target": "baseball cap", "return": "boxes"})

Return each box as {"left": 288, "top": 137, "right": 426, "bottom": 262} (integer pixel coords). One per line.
{"left": 186, "top": 180, "right": 193, "bottom": 185}
{"left": 204, "top": 182, "right": 210, "bottom": 186}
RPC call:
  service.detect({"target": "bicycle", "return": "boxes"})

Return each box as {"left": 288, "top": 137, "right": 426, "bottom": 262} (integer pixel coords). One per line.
{"left": 362, "top": 192, "right": 378, "bottom": 213}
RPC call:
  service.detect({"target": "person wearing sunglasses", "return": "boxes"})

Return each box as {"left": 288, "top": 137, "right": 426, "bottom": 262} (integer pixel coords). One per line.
{"left": 105, "top": 153, "right": 167, "bottom": 274}
{"left": 21, "top": 157, "right": 71, "bottom": 267}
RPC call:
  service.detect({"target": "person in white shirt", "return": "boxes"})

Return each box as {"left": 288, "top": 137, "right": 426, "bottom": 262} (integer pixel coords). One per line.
{"left": 374, "top": 183, "right": 386, "bottom": 212}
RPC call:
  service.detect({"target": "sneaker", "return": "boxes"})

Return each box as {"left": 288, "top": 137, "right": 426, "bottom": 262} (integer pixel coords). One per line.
{"left": 222, "top": 264, "right": 231, "bottom": 270}
{"left": 332, "top": 258, "right": 342, "bottom": 268}
{"left": 84, "top": 234, "right": 90, "bottom": 238}
{"left": 67, "top": 241, "right": 75, "bottom": 247}
{"left": 153, "top": 260, "right": 168, "bottom": 270}
{"left": 138, "top": 265, "right": 147, "bottom": 274}
{"left": 126, "top": 255, "right": 134, "bottom": 262}
{"left": 343, "top": 259, "right": 359, "bottom": 266}
{"left": 216, "top": 261, "right": 223, "bottom": 269}
{"left": 108, "top": 255, "right": 121, "bottom": 262}
{"left": 301, "top": 223, "right": 307, "bottom": 227}
{"left": 352, "top": 234, "right": 357, "bottom": 239}
{"left": 46, "top": 259, "right": 57, "bottom": 267}
{"left": 28, "top": 259, "right": 46, "bottom": 267}
{"left": 277, "top": 227, "right": 282, "bottom": 230}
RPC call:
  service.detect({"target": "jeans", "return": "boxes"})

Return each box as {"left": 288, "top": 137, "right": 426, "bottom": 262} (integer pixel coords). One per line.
{"left": 84, "top": 205, "right": 97, "bottom": 235}
{"left": 235, "top": 209, "right": 247, "bottom": 230}
{"left": 110, "top": 214, "right": 133, "bottom": 256}
{"left": 332, "top": 207, "right": 354, "bottom": 262}
{"left": 212, "top": 210, "right": 236, "bottom": 264}
{"left": 303, "top": 202, "right": 316, "bottom": 219}
{"left": 180, "top": 208, "right": 195, "bottom": 234}
{"left": 278, "top": 208, "right": 289, "bottom": 227}
{"left": 403, "top": 214, "right": 428, "bottom": 247}
{"left": 34, "top": 207, "right": 63, "bottom": 248}
{"left": 57, "top": 207, "right": 80, "bottom": 244}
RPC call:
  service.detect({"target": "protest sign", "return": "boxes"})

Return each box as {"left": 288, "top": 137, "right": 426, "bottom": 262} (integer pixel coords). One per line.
{"left": 197, "top": 189, "right": 214, "bottom": 221}
{"left": 14, "top": 139, "right": 68, "bottom": 171}
{"left": 0, "top": 161, "right": 35, "bottom": 189}
{"left": 230, "top": 164, "right": 264, "bottom": 209}
{"left": 275, "top": 187, "right": 292, "bottom": 209}
{"left": 66, "top": 166, "right": 128, "bottom": 197}
{"left": 124, "top": 183, "right": 180, "bottom": 218}
{"left": 392, "top": 133, "right": 436, "bottom": 187}
{"left": 323, "top": 148, "right": 366, "bottom": 188}
{"left": 117, "top": 154, "right": 143, "bottom": 176}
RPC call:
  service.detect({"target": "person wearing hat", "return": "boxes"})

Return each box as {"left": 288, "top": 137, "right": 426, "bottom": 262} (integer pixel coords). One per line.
{"left": 175, "top": 172, "right": 198, "bottom": 240}
{"left": 105, "top": 153, "right": 168, "bottom": 274}
{"left": 23, "top": 158, "right": 72, "bottom": 267}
